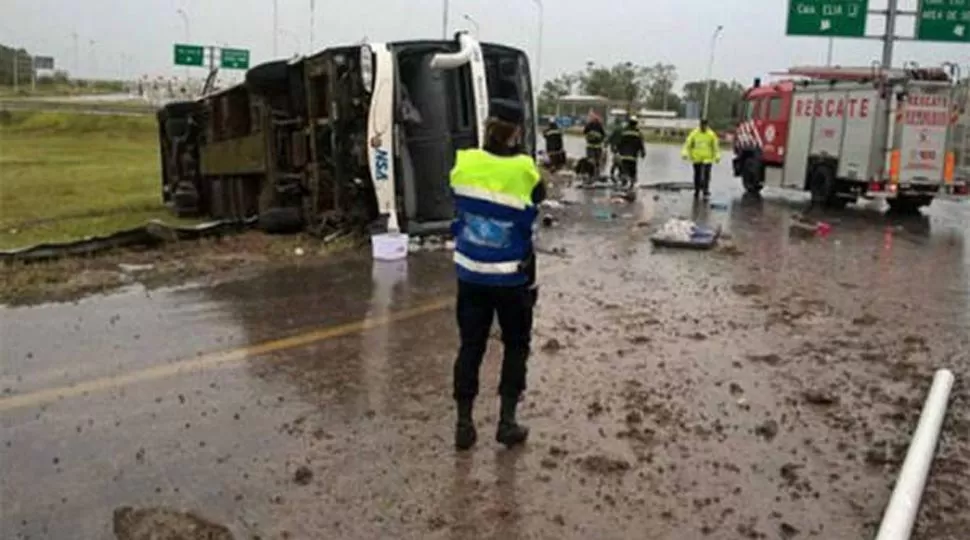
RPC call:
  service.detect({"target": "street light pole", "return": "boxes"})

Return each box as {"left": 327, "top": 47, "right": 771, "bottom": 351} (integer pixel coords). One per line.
{"left": 176, "top": 8, "right": 190, "bottom": 78}
{"left": 442, "top": 0, "right": 449, "bottom": 39}
{"left": 702, "top": 25, "right": 723, "bottom": 120}
{"left": 309, "top": 0, "right": 316, "bottom": 52}
{"left": 531, "top": 0, "right": 544, "bottom": 85}
{"left": 273, "top": 0, "right": 279, "bottom": 56}
{"left": 881, "top": 0, "right": 898, "bottom": 69}
{"left": 462, "top": 14, "right": 480, "bottom": 36}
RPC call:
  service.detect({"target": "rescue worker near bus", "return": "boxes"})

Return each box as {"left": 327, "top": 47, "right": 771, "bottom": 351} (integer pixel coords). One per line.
{"left": 450, "top": 99, "right": 546, "bottom": 451}
{"left": 615, "top": 117, "right": 646, "bottom": 188}
{"left": 543, "top": 118, "right": 566, "bottom": 171}
{"left": 583, "top": 113, "right": 607, "bottom": 175}
{"left": 681, "top": 118, "right": 721, "bottom": 199}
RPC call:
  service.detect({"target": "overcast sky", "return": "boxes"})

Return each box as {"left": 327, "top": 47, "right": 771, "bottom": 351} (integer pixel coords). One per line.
{"left": 3, "top": 0, "right": 968, "bottom": 87}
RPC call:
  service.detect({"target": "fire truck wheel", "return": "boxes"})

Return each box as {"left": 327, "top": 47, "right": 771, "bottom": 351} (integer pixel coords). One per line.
{"left": 741, "top": 158, "right": 764, "bottom": 194}
{"left": 887, "top": 196, "right": 930, "bottom": 214}
{"left": 809, "top": 163, "right": 843, "bottom": 208}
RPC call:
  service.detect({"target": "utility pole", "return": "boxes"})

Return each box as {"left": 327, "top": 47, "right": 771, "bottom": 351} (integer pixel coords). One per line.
{"left": 702, "top": 25, "right": 724, "bottom": 119}
{"left": 531, "top": 0, "right": 544, "bottom": 87}
{"left": 273, "top": 0, "right": 279, "bottom": 56}
{"left": 442, "top": 0, "right": 449, "bottom": 39}
{"left": 72, "top": 32, "right": 80, "bottom": 77}
{"left": 310, "top": 0, "right": 316, "bottom": 52}
{"left": 881, "top": 0, "right": 898, "bottom": 69}
{"left": 13, "top": 50, "right": 18, "bottom": 93}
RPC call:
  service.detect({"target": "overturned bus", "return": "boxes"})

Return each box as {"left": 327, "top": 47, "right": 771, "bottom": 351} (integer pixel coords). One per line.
{"left": 157, "top": 33, "right": 535, "bottom": 236}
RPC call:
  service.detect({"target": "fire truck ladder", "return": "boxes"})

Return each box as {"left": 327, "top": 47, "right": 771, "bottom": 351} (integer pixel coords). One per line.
{"left": 778, "top": 65, "right": 951, "bottom": 83}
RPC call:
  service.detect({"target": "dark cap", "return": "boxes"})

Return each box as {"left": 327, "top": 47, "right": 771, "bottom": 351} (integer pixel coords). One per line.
{"left": 489, "top": 99, "right": 523, "bottom": 124}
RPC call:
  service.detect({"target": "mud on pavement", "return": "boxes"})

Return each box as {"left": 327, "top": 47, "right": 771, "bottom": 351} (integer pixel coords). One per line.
{"left": 1, "top": 182, "right": 969, "bottom": 539}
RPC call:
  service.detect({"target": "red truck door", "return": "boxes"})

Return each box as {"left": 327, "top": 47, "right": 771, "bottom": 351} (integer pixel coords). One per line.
{"left": 760, "top": 93, "right": 790, "bottom": 165}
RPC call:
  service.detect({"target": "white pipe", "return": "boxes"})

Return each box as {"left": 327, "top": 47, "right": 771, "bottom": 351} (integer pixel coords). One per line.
{"left": 875, "top": 368, "right": 955, "bottom": 540}
{"left": 429, "top": 33, "right": 475, "bottom": 70}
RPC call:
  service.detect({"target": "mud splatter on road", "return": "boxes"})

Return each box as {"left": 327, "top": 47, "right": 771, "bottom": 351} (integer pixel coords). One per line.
{"left": 2, "top": 147, "right": 969, "bottom": 539}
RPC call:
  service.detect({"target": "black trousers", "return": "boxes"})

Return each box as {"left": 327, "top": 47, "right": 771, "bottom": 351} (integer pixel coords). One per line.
{"left": 693, "top": 163, "right": 712, "bottom": 194}
{"left": 453, "top": 280, "right": 534, "bottom": 401}
{"left": 618, "top": 159, "right": 637, "bottom": 181}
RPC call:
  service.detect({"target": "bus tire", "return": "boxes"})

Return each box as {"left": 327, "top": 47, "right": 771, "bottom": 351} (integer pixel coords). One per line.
{"left": 163, "top": 100, "right": 201, "bottom": 117}
{"left": 259, "top": 206, "right": 304, "bottom": 234}
{"left": 741, "top": 157, "right": 764, "bottom": 195}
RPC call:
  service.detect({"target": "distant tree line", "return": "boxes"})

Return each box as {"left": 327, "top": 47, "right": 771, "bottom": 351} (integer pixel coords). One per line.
{"left": 0, "top": 44, "right": 36, "bottom": 86}
{"left": 538, "top": 62, "right": 747, "bottom": 130}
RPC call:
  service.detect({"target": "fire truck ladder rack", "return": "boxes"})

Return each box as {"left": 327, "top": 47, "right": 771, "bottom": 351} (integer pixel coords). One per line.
{"left": 775, "top": 65, "right": 951, "bottom": 83}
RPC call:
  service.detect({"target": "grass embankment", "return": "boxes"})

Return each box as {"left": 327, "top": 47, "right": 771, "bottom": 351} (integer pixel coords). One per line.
{"left": 0, "top": 82, "right": 126, "bottom": 98}
{"left": 0, "top": 110, "right": 181, "bottom": 250}
{"left": 0, "top": 99, "right": 156, "bottom": 115}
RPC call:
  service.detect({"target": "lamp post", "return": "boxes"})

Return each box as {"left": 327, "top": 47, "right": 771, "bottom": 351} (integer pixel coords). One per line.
{"left": 531, "top": 0, "right": 544, "bottom": 85}
{"left": 441, "top": 0, "right": 450, "bottom": 39}
{"left": 176, "top": 8, "right": 190, "bottom": 78}
{"left": 462, "top": 14, "right": 480, "bottom": 36}
{"left": 309, "top": 0, "right": 316, "bottom": 52}
{"left": 273, "top": 0, "right": 279, "bottom": 56}
{"left": 702, "top": 25, "right": 723, "bottom": 119}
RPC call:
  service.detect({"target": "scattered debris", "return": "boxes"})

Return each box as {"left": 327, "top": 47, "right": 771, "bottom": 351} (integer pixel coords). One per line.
{"left": 802, "top": 389, "right": 839, "bottom": 406}
{"left": 293, "top": 466, "right": 314, "bottom": 486}
{"left": 113, "top": 507, "right": 233, "bottom": 540}
{"left": 755, "top": 419, "right": 780, "bottom": 442}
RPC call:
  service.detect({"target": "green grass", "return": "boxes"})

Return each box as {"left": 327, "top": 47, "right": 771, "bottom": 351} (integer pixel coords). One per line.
{"left": 0, "top": 110, "right": 190, "bottom": 250}
{"left": 0, "top": 82, "right": 126, "bottom": 98}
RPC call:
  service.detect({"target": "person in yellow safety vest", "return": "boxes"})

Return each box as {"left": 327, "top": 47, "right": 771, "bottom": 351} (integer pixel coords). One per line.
{"left": 449, "top": 98, "right": 546, "bottom": 451}
{"left": 681, "top": 118, "right": 721, "bottom": 199}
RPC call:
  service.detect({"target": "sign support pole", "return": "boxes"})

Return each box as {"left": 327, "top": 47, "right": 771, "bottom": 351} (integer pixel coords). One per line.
{"left": 881, "top": 0, "right": 898, "bottom": 69}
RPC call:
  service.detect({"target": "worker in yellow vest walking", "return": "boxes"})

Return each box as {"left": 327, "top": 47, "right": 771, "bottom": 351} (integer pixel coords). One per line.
{"left": 681, "top": 118, "right": 721, "bottom": 199}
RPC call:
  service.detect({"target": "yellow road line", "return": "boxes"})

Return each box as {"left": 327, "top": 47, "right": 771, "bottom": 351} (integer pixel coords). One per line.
{"left": 0, "top": 296, "right": 453, "bottom": 413}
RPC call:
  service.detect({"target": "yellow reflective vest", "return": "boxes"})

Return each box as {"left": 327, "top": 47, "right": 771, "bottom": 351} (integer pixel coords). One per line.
{"left": 681, "top": 128, "right": 721, "bottom": 164}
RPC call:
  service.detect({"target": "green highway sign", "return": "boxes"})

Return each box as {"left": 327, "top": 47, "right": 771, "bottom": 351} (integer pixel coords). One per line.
{"left": 220, "top": 48, "right": 250, "bottom": 70}
{"left": 174, "top": 44, "right": 205, "bottom": 67}
{"left": 917, "top": 0, "right": 970, "bottom": 42}
{"left": 787, "top": 0, "right": 869, "bottom": 37}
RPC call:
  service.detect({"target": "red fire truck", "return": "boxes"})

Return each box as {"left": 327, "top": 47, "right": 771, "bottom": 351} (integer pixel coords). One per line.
{"left": 731, "top": 65, "right": 969, "bottom": 212}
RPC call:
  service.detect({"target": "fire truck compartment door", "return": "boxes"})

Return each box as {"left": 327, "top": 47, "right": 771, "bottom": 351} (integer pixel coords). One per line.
{"left": 895, "top": 84, "right": 951, "bottom": 185}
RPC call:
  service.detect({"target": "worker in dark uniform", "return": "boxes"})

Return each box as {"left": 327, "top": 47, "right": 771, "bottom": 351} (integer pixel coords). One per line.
{"left": 583, "top": 113, "right": 606, "bottom": 176}
{"left": 543, "top": 118, "right": 565, "bottom": 171}
{"left": 615, "top": 117, "right": 646, "bottom": 189}
{"left": 450, "top": 99, "right": 546, "bottom": 451}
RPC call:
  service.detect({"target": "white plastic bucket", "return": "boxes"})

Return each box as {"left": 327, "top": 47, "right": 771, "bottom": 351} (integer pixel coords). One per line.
{"left": 371, "top": 232, "right": 409, "bottom": 261}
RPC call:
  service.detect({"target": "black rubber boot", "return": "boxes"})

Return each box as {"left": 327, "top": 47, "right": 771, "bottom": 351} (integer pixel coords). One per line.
{"left": 455, "top": 400, "right": 477, "bottom": 451}
{"left": 496, "top": 396, "right": 529, "bottom": 447}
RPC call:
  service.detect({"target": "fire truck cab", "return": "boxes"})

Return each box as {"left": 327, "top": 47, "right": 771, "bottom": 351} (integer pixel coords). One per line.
{"left": 732, "top": 65, "right": 969, "bottom": 213}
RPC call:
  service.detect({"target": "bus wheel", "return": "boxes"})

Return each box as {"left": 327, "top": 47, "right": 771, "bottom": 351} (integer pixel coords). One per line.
{"left": 741, "top": 158, "right": 763, "bottom": 195}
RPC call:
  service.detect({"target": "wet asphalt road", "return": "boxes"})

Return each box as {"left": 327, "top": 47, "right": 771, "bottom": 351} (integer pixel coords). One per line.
{"left": 2, "top": 142, "right": 969, "bottom": 540}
